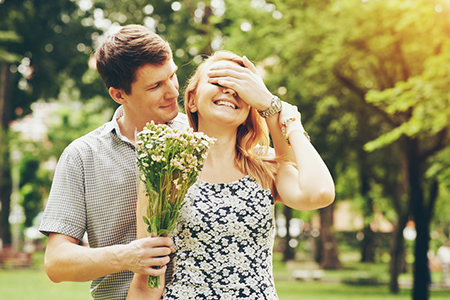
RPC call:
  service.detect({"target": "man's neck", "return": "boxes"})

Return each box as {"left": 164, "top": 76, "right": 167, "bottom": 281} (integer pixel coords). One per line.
{"left": 117, "top": 111, "right": 176, "bottom": 143}
{"left": 116, "top": 115, "right": 142, "bottom": 143}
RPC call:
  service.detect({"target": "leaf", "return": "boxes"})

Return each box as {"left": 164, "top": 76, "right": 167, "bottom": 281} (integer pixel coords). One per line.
{"left": 150, "top": 218, "right": 158, "bottom": 235}
{"left": 158, "top": 229, "right": 169, "bottom": 237}
{"left": 364, "top": 126, "right": 404, "bottom": 152}
{"left": 161, "top": 209, "right": 170, "bottom": 228}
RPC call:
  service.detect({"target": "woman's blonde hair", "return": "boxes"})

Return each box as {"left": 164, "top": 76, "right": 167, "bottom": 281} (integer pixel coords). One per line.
{"left": 184, "top": 50, "right": 280, "bottom": 189}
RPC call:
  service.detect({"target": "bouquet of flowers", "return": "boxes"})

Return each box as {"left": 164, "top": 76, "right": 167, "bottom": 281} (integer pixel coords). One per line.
{"left": 135, "top": 121, "right": 215, "bottom": 288}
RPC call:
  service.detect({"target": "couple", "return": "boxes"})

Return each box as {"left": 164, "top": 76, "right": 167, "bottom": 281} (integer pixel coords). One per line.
{"left": 39, "top": 24, "right": 335, "bottom": 300}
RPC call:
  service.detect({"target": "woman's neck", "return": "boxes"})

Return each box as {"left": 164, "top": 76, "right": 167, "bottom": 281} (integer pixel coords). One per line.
{"left": 199, "top": 130, "right": 246, "bottom": 184}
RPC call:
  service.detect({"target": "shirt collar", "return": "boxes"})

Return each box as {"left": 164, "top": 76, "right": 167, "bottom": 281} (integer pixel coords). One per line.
{"left": 99, "top": 105, "right": 186, "bottom": 140}
{"left": 100, "top": 105, "right": 124, "bottom": 137}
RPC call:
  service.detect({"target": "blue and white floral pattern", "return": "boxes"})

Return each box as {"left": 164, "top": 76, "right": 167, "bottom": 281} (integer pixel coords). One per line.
{"left": 163, "top": 175, "right": 278, "bottom": 299}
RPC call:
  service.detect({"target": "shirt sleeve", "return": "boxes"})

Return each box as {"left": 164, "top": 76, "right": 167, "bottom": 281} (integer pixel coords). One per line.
{"left": 39, "top": 142, "right": 87, "bottom": 241}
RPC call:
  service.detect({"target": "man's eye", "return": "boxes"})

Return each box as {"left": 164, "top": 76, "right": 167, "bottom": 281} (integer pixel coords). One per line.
{"left": 149, "top": 83, "right": 160, "bottom": 90}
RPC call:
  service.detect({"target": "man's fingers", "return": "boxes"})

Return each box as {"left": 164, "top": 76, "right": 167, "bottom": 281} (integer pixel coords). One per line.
{"left": 143, "top": 255, "right": 171, "bottom": 267}
{"left": 143, "top": 246, "right": 172, "bottom": 258}
{"left": 145, "top": 264, "right": 168, "bottom": 277}
{"left": 139, "top": 236, "right": 173, "bottom": 247}
{"left": 135, "top": 255, "right": 171, "bottom": 275}
{"left": 148, "top": 264, "right": 167, "bottom": 276}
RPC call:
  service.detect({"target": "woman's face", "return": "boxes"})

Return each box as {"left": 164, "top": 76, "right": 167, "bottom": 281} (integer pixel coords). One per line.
{"left": 189, "top": 60, "right": 251, "bottom": 132}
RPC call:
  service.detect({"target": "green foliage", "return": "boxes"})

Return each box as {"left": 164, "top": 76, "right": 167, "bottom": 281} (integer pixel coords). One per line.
{"left": 365, "top": 40, "right": 450, "bottom": 151}
{"left": 18, "top": 155, "right": 50, "bottom": 227}
{"left": 0, "top": 0, "right": 101, "bottom": 119}
{"left": 0, "top": 30, "right": 22, "bottom": 63}
{"left": 45, "top": 96, "right": 114, "bottom": 160}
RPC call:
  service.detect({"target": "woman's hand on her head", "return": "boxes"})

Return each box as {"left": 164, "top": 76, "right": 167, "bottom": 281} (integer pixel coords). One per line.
{"left": 207, "top": 56, "right": 273, "bottom": 110}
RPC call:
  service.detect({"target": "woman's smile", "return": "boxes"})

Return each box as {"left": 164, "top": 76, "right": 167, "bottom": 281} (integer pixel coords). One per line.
{"left": 214, "top": 100, "right": 237, "bottom": 109}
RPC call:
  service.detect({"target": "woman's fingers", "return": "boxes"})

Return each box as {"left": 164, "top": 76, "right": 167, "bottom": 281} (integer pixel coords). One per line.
{"left": 207, "top": 58, "right": 273, "bottom": 110}
{"left": 242, "top": 56, "right": 259, "bottom": 75}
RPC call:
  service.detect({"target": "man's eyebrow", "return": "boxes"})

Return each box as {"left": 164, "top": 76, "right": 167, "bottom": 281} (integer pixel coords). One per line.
{"left": 146, "top": 65, "right": 178, "bottom": 88}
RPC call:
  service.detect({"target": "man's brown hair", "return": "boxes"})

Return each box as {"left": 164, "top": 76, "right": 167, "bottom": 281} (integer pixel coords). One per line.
{"left": 95, "top": 25, "right": 171, "bottom": 95}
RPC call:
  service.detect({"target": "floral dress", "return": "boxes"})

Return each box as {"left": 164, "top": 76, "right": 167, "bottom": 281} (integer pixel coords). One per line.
{"left": 163, "top": 175, "right": 279, "bottom": 300}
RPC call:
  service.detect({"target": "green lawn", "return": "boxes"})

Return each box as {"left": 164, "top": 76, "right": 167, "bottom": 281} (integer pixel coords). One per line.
{"left": 275, "top": 281, "right": 450, "bottom": 300}
{"left": 1, "top": 251, "right": 449, "bottom": 299}
{"left": 0, "top": 268, "right": 91, "bottom": 300}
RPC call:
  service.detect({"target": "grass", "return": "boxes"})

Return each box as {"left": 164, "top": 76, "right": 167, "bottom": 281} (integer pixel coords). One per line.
{"left": 1, "top": 251, "right": 449, "bottom": 299}
{"left": 0, "top": 268, "right": 91, "bottom": 300}
{"left": 0, "top": 251, "right": 92, "bottom": 300}
{"left": 275, "top": 281, "right": 450, "bottom": 300}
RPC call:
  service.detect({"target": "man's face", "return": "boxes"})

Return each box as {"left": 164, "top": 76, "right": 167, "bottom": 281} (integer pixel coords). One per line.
{"left": 123, "top": 58, "right": 179, "bottom": 127}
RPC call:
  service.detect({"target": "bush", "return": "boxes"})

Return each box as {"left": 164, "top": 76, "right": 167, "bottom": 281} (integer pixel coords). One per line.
{"left": 341, "top": 272, "right": 383, "bottom": 286}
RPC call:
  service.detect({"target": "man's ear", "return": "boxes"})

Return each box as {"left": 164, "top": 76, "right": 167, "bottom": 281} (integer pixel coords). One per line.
{"left": 187, "top": 93, "right": 198, "bottom": 113}
{"left": 109, "top": 87, "right": 127, "bottom": 105}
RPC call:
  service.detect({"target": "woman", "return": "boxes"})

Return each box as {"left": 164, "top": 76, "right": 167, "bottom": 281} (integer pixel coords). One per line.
{"left": 127, "top": 51, "right": 335, "bottom": 299}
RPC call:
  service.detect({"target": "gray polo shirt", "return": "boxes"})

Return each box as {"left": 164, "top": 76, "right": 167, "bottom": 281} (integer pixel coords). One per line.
{"left": 39, "top": 106, "right": 189, "bottom": 300}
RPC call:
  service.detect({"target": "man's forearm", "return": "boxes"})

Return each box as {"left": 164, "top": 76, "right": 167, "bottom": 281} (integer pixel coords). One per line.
{"left": 44, "top": 233, "right": 173, "bottom": 283}
{"left": 45, "top": 234, "right": 128, "bottom": 282}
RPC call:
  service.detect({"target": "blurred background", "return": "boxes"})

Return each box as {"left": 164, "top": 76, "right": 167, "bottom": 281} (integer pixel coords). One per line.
{"left": 0, "top": 0, "right": 450, "bottom": 299}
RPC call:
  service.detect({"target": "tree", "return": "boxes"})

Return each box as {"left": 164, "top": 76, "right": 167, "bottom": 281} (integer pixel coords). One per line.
{"left": 0, "top": 0, "right": 100, "bottom": 247}
{"left": 281, "top": 0, "right": 450, "bottom": 297}
{"left": 18, "top": 153, "right": 50, "bottom": 228}
{"left": 0, "top": 28, "right": 22, "bottom": 247}
{"left": 366, "top": 40, "right": 450, "bottom": 299}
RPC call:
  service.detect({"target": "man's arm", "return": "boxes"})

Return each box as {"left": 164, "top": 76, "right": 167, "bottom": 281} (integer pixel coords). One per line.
{"left": 44, "top": 233, "right": 173, "bottom": 283}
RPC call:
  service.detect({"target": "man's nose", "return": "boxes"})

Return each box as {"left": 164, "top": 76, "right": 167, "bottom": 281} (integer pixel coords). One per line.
{"left": 166, "top": 80, "right": 179, "bottom": 98}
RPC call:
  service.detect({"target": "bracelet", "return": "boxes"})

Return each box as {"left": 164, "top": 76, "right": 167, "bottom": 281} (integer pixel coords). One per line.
{"left": 281, "top": 117, "right": 311, "bottom": 145}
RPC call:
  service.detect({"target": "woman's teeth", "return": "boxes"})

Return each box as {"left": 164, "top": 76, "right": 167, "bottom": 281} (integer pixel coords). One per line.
{"left": 216, "top": 101, "right": 236, "bottom": 109}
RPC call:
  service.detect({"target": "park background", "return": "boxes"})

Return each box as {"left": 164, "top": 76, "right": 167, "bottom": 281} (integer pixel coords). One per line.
{"left": 1, "top": 0, "right": 450, "bottom": 299}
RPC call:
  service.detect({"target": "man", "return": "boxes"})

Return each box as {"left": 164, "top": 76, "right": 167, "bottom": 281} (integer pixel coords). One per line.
{"left": 39, "top": 24, "right": 186, "bottom": 299}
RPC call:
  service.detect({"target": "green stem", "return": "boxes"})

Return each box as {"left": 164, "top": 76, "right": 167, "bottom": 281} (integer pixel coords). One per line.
{"left": 147, "top": 270, "right": 162, "bottom": 289}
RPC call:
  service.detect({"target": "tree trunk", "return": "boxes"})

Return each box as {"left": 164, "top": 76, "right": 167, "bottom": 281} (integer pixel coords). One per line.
{"left": 0, "top": 60, "right": 13, "bottom": 247}
{"left": 319, "top": 204, "right": 342, "bottom": 269}
{"left": 384, "top": 144, "right": 410, "bottom": 294}
{"left": 407, "top": 138, "right": 430, "bottom": 300}
{"left": 282, "top": 205, "right": 295, "bottom": 261}
{"left": 0, "top": 143, "right": 12, "bottom": 247}
{"left": 389, "top": 212, "right": 408, "bottom": 293}
{"left": 361, "top": 225, "right": 378, "bottom": 262}
{"left": 359, "top": 158, "right": 377, "bottom": 263}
